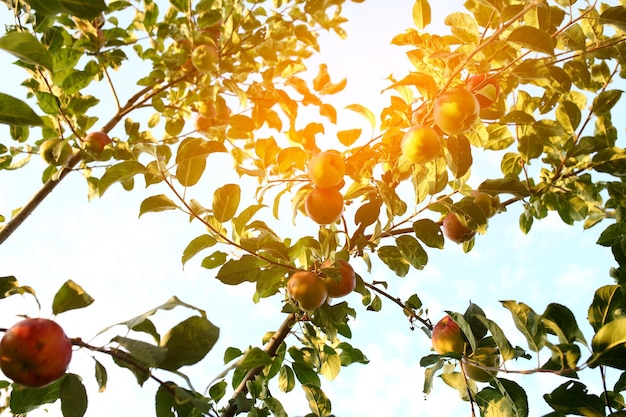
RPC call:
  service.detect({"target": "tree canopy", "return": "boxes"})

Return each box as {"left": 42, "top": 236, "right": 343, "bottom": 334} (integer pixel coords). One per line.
{"left": 1, "top": 0, "right": 626, "bottom": 416}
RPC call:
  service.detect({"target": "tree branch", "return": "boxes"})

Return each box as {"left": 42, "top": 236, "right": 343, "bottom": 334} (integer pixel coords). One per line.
{"left": 220, "top": 313, "right": 297, "bottom": 417}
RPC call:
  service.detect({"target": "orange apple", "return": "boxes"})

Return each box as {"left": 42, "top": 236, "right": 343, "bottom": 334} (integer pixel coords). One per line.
{"left": 400, "top": 124, "right": 442, "bottom": 165}
{"left": 433, "top": 87, "right": 480, "bottom": 135}
{"left": 307, "top": 151, "right": 345, "bottom": 188}
{"left": 304, "top": 187, "right": 344, "bottom": 225}
{"left": 287, "top": 271, "right": 328, "bottom": 311}
{"left": 322, "top": 259, "right": 356, "bottom": 298}
{"left": 0, "top": 318, "right": 72, "bottom": 387}
{"left": 431, "top": 315, "right": 465, "bottom": 355}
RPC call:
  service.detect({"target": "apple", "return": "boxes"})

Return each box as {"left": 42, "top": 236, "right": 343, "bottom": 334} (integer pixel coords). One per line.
{"left": 322, "top": 259, "right": 356, "bottom": 298}
{"left": 462, "top": 347, "right": 500, "bottom": 382}
{"left": 466, "top": 74, "right": 500, "bottom": 110}
{"left": 307, "top": 151, "right": 345, "bottom": 188}
{"left": 191, "top": 44, "right": 219, "bottom": 73}
{"left": 83, "top": 131, "right": 112, "bottom": 159}
{"left": 0, "top": 318, "right": 72, "bottom": 387}
{"left": 400, "top": 124, "right": 442, "bottom": 165}
{"left": 39, "top": 138, "right": 73, "bottom": 166}
{"left": 304, "top": 187, "right": 344, "bottom": 225}
{"left": 287, "top": 271, "right": 328, "bottom": 312}
{"left": 442, "top": 212, "right": 476, "bottom": 243}
{"left": 433, "top": 87, "right": 480, "bottom": 136}
{"left": 471, "top": 191, "right": 499, "bottom": 218}
{"left": 431, "top": 315, "right": 465, "bottom": 355}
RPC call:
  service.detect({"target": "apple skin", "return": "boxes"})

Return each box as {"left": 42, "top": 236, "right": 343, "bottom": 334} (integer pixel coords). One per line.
{"left": 307, "top": 151, "right": 345, "bottom": 188}
{"left": 0, "top": 318, "right": 72, "bottom": 387}
{"left": 191, "top": 44, "right": 219, "bottom": 73}
{"left": 83, "top": 131, "right": 112, "bottom": 156}
{"left": 431, "top": 315, "right": 465, "bottom": 355}
{"left": 39, "top": 138, "right": 73, "bottom": 166}
{"left": 287, "top": 271, "right": 328, "bottom": 312}
{"left": 462, "top": 347, "right": 500, "bottom": 382}
{"left": 432, "top": 87, "right": 480, "bottom": 136}
{"left": 322, "top": 259, "right": 356, "bottom": 298}
{"left": 442, "top": 212, "right": 476, "bottom": 244}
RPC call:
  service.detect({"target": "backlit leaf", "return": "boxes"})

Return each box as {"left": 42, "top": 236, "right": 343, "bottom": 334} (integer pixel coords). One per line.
{"left": 0, "top": 32, "right": 54, "bottom": 72}
{"left": 216, "top": 255, "right": 262, "bottom": 285}
{"left": 507, "top": 26, "right": 555, "bottom": 56}
{"left": 182, "top": 235, "right": 218, "bottom": 267}
{"left": 213, "top": 184, "right": 240, "bottom": 223}
{"left": 99, "top": 161, "right": 146, "bottom": 196}
{"left": 159, "top": 316, "right": 220, "bottom": 371}
{"left": 59, "top": 375, "right": 87, "bottom": 417}
{"left": 52, "top": 280, "right": 95, "bottom": 315}
{"left": 345, "top": 104, "right": 376, "bottom": 129}
{"left": 0, "top": 93, "right": 43, "bottom": 126}
{"left": 412, "top": 0, "right": 431, "bottom": 29}
{"left": 138, "top": 194, "right": 179, "bottom": 218}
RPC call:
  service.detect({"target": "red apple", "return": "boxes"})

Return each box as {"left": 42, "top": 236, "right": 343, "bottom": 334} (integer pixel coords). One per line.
{"left": 0, "top": 318, "right": 72, "bottom": 387}
{"left": 431, "top": 315, "right": 465, "bottom": 355}
{"left": 83, "top": 131, "right": 112, "bottom": 159}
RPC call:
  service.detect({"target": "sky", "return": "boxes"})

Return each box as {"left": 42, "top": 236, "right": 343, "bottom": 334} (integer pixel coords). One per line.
{"left": 0, "top": 1, "right": 621, "bottom": 417}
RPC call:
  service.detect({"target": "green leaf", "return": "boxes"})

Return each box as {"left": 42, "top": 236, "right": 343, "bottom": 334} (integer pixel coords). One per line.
{"left": 278, "top": 365, "right": 296, "bottom": 393}
{"left": 112, "top": 336, "right": 168, "bottom": 367}
{"left": 236, "top": 347, "right": 273, "bottom": 371}
{"left": 507, "top": 26, "right": 555, "bottom": 56}
{"left": 396, "top": 235, "right": 428, "bottom": 270}
{"left": 292, "top": 362, "right": 320, "bottom": 387}
{"left": 201, "top": 251, "right": 228, "bottom": 269}
{"left": 588, "top": 317, "right": 626, "bottom": 369}
{"left": 215, "top": 255, "right": 262, "bottom": 285}
{"left": 94, "top": 360, "right": 107, "bottom": 393}
{"left": 138, "top": 194, "right": 179, "bottom": 218}
{"left": 302, "top": 385, "right": 331, "bottom": 416}
{"left": 59, "top": 374, "right": 87, "bottom": 417}
{"left": 377, "top": 245, "right": 410, "bottom": 277}
{"left": 98, "top": 161, "right": 146, "bottom": 196}
{"left": 501, "top": 300, "right": 545, "bottom": 352}
{"left": 543, "top": 381, "right": 604, "bottom": 416}
{"left": 319, "top": 345, "right": 341, "bottom": 381}
{"left": 181, "top": 234, "right": 218, "bottom": 267}
{"left": 9, "top": 378, "right": 63, "bottom": 413}
{"left": 599, "top": 6, "right": 626, "bottom": 32}
{"left": 446, "top": 135, "right": 472, "bottom": 179}
{"left": 412, "top": 0, "right": 431, "bottom": 29}
{"left": 175, "top": 138, "right": 227, "bottom": 187}
{"left": 0, "top": 32, "right": 54, "bottom": 72}
{"left": 478, "top": 178, "right": 530, "bottom": 198}
{"left": 23, "top": 0, "right": 64, "bottom": 15}
{"left": 413, "top": 218, "right": 444, "bottom": 249}
{"left": 0, "top": 93, "right": 43, "bottom": 126}
{"left": 213, "top": 184, "right": 240, "bottom": 223}
{"left": 592, "top": 90, "right": 623, "bottom": 116}
{"left": 542, "top": 303, "right": 587, "bottom": 345}
{"left": 159, "top": 316, "right": 220, "bottom": 371}
{"left": 52, "top": 280, "right": 95, "bottom": 315}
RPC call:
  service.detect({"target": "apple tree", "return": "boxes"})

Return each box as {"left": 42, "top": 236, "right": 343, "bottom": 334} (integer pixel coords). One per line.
{"left": 0, "top": 0, "right": 626, "bottom": 416}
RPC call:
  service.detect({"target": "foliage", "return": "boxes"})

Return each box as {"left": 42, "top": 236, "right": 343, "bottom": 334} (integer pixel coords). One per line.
{"left": 0, "top": 0, "right": 626, "bottom": 416}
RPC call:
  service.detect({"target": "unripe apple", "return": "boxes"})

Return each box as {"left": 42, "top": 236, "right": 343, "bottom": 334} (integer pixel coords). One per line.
{"left": 442, "top": 212, "right": 476, "bottom": 243}
{"left": 191, "top": 44, "right": 219, "bottom": 73}
{"left": 287, "top": 271, "right": 328, "bottom": 312}
{"left": 39, "top": 138, "right": 73, "bottom": 166}
{"left": 462, "top": 347, "right": 500, "bottom": 382}
{"left": 471, "top": 191, "right": 499, "bottom": 218}
{"left": 0, "top": 318, "right": 72, "bottom": 387}
{"left": 431, "top": 315, "right": 465, "bottom": 355}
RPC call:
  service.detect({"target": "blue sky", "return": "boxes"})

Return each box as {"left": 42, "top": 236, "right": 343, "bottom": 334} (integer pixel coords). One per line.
{"left": 0, "top": 1, "right": 621, "bottom": 416}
